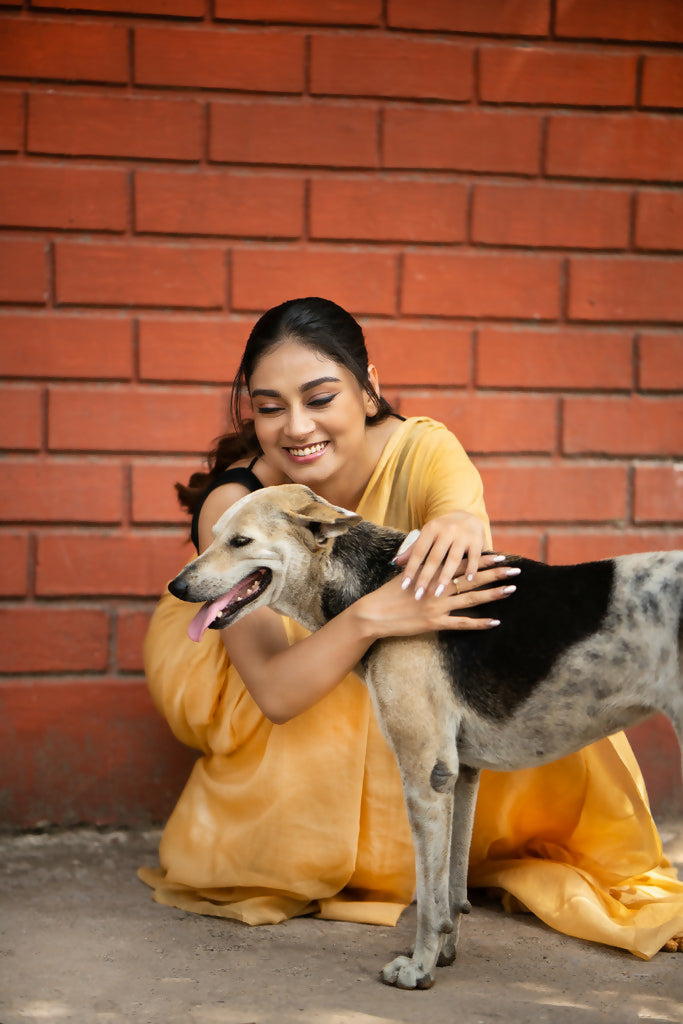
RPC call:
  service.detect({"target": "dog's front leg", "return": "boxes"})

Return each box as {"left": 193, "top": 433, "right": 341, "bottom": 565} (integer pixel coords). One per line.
{"left": 381, "top": 775, "right": 454, "bottom": 990}
{"left": 438, "top": 764, "right": 481, "bottom": 967}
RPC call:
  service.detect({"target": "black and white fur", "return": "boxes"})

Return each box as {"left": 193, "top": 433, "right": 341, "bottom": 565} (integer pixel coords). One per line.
{"left": 169, "top": 484, "right": 683, "bottom": 990}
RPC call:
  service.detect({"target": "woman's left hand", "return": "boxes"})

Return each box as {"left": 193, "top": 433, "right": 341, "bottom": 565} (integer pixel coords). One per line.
{"left": 392, "top": 512, "right": 488, "bottom": 600}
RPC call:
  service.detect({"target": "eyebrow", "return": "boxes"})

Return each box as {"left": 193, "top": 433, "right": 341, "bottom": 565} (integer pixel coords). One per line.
{"left": 250, "top": 376, "right": 341, "bottom": 399}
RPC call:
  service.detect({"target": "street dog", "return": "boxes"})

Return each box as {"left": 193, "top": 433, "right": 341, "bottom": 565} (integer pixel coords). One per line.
{"left": 168, "top": 483, "right": 683, "bottom": 990}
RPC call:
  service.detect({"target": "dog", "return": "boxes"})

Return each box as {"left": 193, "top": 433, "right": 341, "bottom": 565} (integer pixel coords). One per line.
{"left": 168, "top": 483, "right": 683, "bottom": 990}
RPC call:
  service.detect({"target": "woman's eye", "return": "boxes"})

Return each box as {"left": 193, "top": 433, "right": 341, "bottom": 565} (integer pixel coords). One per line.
{"left": 255, "top": 405, "right": 282, "bottom": 416}
{"left": 309, "top": 394, "right": 336, "bottom": 407}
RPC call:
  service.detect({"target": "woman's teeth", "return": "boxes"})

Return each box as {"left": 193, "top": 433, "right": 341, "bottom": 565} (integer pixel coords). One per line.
{"left": 287, "top": 442, "right": 328, "bottom": 457}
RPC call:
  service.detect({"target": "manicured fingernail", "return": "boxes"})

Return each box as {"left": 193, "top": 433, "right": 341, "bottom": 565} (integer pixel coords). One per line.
{"left": 396, "top": 529, "right": 421, "bottom": 559}
{"left": 489, "top": 619, "right": 501, "bottom": 627}
{"left": 401, "top": 577, "right": 412, "bottom": 591}
{"left": 435, "top": 584, "right": 444, "bottom": 598}
{"left": 414, "top": 587, "right": 424, "bottom": 601}
{"left": 493, "top": 555, "right": 506, "bottom": 562}
{"left": 506, "top": 567, "right": 521, "bottom": 576}
{"left": 466, "top": 572, "right": 475, "bottom": 582}
{"left": 502, "top": 585, "right": 516, "bottom": 594}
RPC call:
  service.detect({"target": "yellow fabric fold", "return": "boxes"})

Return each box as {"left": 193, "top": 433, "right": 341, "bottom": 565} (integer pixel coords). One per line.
{"left": 140, "top": 416, "right": 683, "bottom": 954}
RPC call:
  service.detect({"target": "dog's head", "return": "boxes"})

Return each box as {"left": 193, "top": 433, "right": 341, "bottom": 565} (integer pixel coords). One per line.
{"left": 168, "top": 484, "right": 361, "bottom": 641}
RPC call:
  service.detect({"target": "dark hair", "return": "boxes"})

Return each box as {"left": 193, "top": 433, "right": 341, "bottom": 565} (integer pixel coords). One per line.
{"left": 176, "top": 297, "right": 395, "bottom": 515}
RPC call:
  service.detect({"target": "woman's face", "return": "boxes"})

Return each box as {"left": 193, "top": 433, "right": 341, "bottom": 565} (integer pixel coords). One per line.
{"left": 248, "top": 338, "right": 379, "bottom": 496}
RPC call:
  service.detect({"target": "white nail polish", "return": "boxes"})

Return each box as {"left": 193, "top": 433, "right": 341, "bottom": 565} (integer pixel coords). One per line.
{"left": 489, "top": 619, "right": 501, "bottom": 627}
{"left": 506, "top": 567, "right": 521, "bottom": 576}
{"left": 401, "top": 577, "right": 412, "bottom": 591}
{"left": 435, "top": 584, "right": 444, "bottom": 598}
{"left": 502, "top": 585, "right": 516, "bottom": 594}
{"left": 414, "top": 587, "right": 424, "bottom": 601}
{"left": 466, "top": 572, "right": 475, "bottom": 582}
{"left": 493, "top": 555, "right": 506, "bottom": 562}
{"left": 396, "top": 529, "right": 421, "bottom": 559}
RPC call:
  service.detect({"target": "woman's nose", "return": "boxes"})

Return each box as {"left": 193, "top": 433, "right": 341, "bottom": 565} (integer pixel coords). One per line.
{"left": 284, "top": 404, "right": 315, "bottom": 438}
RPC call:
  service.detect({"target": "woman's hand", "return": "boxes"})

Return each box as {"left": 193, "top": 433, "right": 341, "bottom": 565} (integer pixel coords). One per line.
{"left": 355, "top": 556, "right": 520, "bottom": 640}
{"left": 392, "top": 512, "right": 488, "bottom": 600}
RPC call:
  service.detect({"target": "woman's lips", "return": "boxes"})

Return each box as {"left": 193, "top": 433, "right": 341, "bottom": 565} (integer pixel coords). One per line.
{"left": 284, "top": 441, "right": 330, "bottom": 462}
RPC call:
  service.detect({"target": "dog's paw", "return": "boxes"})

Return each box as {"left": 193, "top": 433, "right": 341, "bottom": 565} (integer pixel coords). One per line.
{"left": 380, "top": 955, "right": 435, "bottom": 990}
{"left": 662, "top": 934, "right": 683, "bottom": 952}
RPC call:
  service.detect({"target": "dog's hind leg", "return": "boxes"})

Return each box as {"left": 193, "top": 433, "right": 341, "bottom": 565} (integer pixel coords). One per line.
{"left": 438, "top": 764, "right": 480, "bottom": 967}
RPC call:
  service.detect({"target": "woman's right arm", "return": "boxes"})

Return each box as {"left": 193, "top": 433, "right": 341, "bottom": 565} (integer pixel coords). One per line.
{"left": 197, "top": 485, "right": 514, "bottom": 724}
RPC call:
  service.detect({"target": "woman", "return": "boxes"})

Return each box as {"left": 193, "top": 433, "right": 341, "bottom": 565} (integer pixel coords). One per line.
{"left": 141, "top": 297, "right": 683, "bottom": 956}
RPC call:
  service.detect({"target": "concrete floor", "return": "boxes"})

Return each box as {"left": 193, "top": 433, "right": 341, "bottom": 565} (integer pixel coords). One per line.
{"left": 1, "top": 823, "right": 683, "bottom": 1024}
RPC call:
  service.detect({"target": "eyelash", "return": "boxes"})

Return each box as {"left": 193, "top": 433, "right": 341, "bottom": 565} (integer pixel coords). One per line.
{"left": 256, "top": 394, "right": 337, "bottom": 415}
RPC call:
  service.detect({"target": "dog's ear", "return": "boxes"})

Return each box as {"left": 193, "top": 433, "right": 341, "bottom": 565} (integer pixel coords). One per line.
{"left": 289, "top": 500, "right": 362, "bottom": 549}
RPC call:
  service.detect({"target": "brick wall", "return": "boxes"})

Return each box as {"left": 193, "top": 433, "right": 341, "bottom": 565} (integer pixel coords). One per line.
{"left": 1, "top": 0, "right": 682, "bottom": 824}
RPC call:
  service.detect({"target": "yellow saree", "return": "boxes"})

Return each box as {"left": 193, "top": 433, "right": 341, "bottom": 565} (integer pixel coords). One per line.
{"left": 140, "top": 417, "right": 683, "bottom": 956}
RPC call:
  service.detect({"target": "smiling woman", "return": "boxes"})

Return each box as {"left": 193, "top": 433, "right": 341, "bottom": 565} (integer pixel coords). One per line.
{"left": 140, "top": 296, "right": 683, "bottom": 959}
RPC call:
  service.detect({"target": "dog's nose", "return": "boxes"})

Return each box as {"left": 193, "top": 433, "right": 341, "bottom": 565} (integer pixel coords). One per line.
{"left": 168, "top": 575, "right": 188, "bottom": 599}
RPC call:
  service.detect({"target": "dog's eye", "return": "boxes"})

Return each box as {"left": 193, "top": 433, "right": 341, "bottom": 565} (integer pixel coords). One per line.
{"left": 229, "top": 535, "right": 252, "bottom": 548}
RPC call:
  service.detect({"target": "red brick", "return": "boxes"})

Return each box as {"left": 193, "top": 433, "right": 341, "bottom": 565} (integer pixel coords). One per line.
{"left": 627, "top": 716, "right": 683, "bottom": 818}
{"left": 311, "top": 34, "right": 472, "bottom": 102}
{"left": 364, "top": 321, "right": 471, "bottom": 387}
{"left": 0, "top": 607, "right": 109, "bottom": 673}
{"left": 231, "top": 246, "right": 397, "bottom": 315}
{"left": 0, "top": 458, "right": 123, "bottom": 523}
{"left": 131, "top": 460, "right": 198, "bottom": 523}
{"left": 384, "top": 106, "right": 541, "bottom": 175}
{"left": 546, "top": 113, "right": 683, "bottom": 182}
{"left": 48, "top": 385, "right": 229, "bottom": 453}
{"left": 0, "top": 20, "right": 127, "bottom": 83}
{"left": 134, "top": 26, "right": 304, "bottom": 92}
{"left": 0, "top": 91, "right": 23, "bottom": 151}
{"left": 36, "top": 531, "right": 190, "bottom": 596}
{"left": 388, "top": 0, "right": 549, "bottom": 35}
{"left": 28, "top": 93, "right": 202, "bottom": 161}
{"left": 310, "top": 176, "right": 467, "bottom": 244}
{"left": 402, "top": 252, "right": 560, "bottom": 320}
{"left": 0, "top": 314, "right": 132, "bottom": 379}
{"left": 399, "top": 393, "right": 557, "bottom": 454}
{"left": 479, "top": 46, "right": 636, "bottom": 106}
{"left": 0, "top": 677, "right": 198, "bottom": 826}
{"left": 642, "top": 54, "right": 683, "bottom": 109}
{"left": 477, "top": 327, "right": 633, "bottom": 390}
{"left": 55, "top": 241, "right": 225, "bottom": 309}
{"left": 639, "top": 333, "right": 683, "bottom": 390}
{"left": 31, "top": 0, "right": 203, "bottom": 14}
{"left": 479, "top": 462, "right": 628, "bottom": 523}
{"left": 563, "top": 396, "right": 683, "bottom": 456}
{"left": 1, "top": 386, "right": 42, "bottom": 450}
{"left": 555, "top": 0, "right": 683, "bottom": 44}
{"left": 0, "top": 239, "right": 47, "bottom": 303}
{"left": 635, "top": 191, "right": 683, "bottom": 251}
{"left": 487, "top": 528, "right": 543, "bottom": 561}
{"left": 117, "top": 609, "right": 153, "bottom": 672}
{"left": 472, "top": 183, "right": 630, "bottom": 250}
{"left": 138, "top": 316, "right": 248, "bottom": 383}
{"left": 547, "top": 530, "right": 683, "bottom": 564}
{"left": 215, "top": 0, "right": 382, "bottom": 22}
{"left": 0, "top": 533, "right": 29, "bottom": 596}
{"left": 0, "top": 163, "right": 128, "bottom": 232}
{"left": 634, "top": 464, "right": 683, "bottom": 523}
{"left": 569, "top": 256, "right": 683, "bottom": 323}
{"left": 135, "top": 169, "right": 303, "bottom": 238}
{"left": 210, "top": 99, "right": 378, "bottom": 167}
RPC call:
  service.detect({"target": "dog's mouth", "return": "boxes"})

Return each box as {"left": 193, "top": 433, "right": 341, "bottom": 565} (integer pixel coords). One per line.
{"left": 187, "top": 568, "right": 273, "bottom": 642}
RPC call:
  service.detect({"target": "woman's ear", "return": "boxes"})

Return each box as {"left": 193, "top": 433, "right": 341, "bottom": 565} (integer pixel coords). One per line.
{"left": 365, "top": 363, "right": 381, "bottom": 417}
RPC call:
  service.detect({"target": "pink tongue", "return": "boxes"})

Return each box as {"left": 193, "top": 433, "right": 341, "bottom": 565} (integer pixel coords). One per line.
{"left": 187, "top": 593, "right": 235, "bottom": 643}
